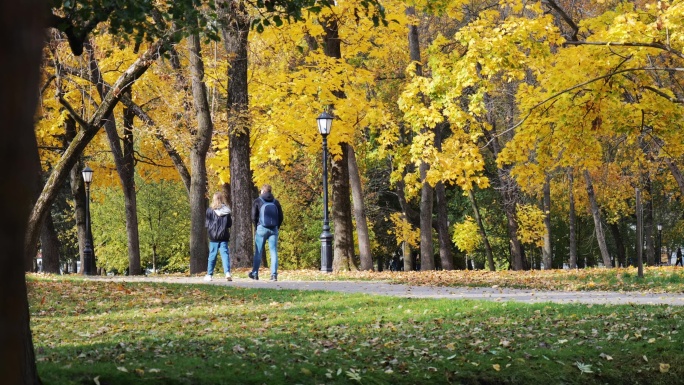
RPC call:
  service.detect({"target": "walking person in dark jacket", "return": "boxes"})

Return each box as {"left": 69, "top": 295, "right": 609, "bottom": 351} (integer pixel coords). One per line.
{"left": 248, "top": 184, "right": 284, "bottom": 281}
{"left": 676, "top": 247, "right": 683, "bottom": 267}
{"left": 204, "top": 192, "right": 232, "bottom": 281}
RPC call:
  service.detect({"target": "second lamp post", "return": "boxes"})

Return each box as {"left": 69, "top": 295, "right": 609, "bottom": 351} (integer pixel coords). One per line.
{"left": 317, "top": 112, "right": 334, "bottom": 272}
{"left": 82, "top": 166, "right": 95, "bottom": 275}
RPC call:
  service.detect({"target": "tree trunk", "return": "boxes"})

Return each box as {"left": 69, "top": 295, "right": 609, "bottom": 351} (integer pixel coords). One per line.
{"left": 434, "top": 124, "right": 453, "bottom": 270}
{"left": 406, "top": 5, "right": 436, "bottom": 271}
{"left": 583, "top": 170, "right": 612, "bottom": 268}
{"left": 609, "top": 222, "right": 627, "bottom": 268}
{"left": 331, "top": 150, "right": 357, "bottom": 271}
{"left": 568, "top": 168, "right": 578, "bottom": 269}
{"left": 25, "top": 39, "right": 167, "bottom": 266}
{"left": 85, "top": 42, "right": 141, "bottom": 275}
{"left": 0, "top": 0, "right": 43, "bottom": 381}
{"left": 220, "top": 2, "right": 254, "bottom": 268}
{"left": 346, "top": 144, "right": 373, "bottom": 271}
{"left": 39, "top": 214, "right": 61, "bottom": 273}
{"left": 435, "top": 182, "right": 453, "bottom": 270}
{"left": 402, "top": 240, "right": 413, "bottom": 272}
{"left": 419, "top": 162, "right": 435, "bottom": 270}
{"left": 644, "top": 177, "right": 655, "bottom": 266}
{"left": 187, "top": 32, "right": 213, "bottom": 274}
{"left": 542, "top": 175, "right": 553, "bottom": 269}
{"left": 121, "top": 91, "right": 142, "bottom": 274}
{"left": 468, "top": 189, "right": 495, "bottom": 271}
{"left": 320, "top": 15, "right": 356, "bottom": 271}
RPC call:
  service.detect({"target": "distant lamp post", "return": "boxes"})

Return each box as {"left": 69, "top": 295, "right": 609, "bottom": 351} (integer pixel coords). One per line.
{"left": 317, "top": 111, "right": 334, "bottom": 273}
{"left": 82, "top": 166, "right": 94, "bottom": 275}
{"left": 657, "top": 224, "right": 663, "bottom": 266}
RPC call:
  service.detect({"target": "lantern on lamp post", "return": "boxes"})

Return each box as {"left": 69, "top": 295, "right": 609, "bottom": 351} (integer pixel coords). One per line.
{"left": 317, "top": 112, "right": 334, "bottom": 272}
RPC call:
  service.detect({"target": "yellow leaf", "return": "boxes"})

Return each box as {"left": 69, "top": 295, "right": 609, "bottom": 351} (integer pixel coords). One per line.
{"left": 493, "top": 364, "right": 501, "bottom": 371}
{"left": 660, "top": 363, "right": 670, "bottom": 373}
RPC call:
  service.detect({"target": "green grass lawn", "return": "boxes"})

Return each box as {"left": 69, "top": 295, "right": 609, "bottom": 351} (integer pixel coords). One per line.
{"left": 28, "top": 275, "right": 684, "bottom": 384}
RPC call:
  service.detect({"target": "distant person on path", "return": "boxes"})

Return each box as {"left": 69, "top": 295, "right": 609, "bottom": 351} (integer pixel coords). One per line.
{"left": 204, "top": 192, "right": 232, "bottom": 281}
{"left": 248, "top": 184, "right": 283, "bottom": 281}
{"left": 676, "top": 247, "right": 683, "bottom": 267}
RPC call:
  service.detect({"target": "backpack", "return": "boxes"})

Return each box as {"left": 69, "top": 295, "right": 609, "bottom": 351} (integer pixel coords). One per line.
{"left": 259, "top": 197, "right": 279, "bottom": 228}
{"left": 207, "top": 210, "right": 230, "bottom": 241}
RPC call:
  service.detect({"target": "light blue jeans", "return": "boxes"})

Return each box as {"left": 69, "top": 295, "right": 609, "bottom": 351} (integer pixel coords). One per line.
{"left": 253, "top": 225, "right": 278, "bottom": 276}
{"left": 207, "top": 241, "right": 230, "bottom": 275}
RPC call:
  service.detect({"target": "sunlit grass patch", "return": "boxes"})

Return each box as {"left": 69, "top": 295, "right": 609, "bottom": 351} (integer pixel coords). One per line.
{"left": 28, "top": 276, "right": 684, "bottom": 385}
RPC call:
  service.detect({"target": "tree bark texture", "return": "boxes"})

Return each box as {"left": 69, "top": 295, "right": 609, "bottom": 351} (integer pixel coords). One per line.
{"left": 321, "top": 15, "right": 356, "bottom": 270}
{"left": 25, "top": 39, "right": 167, "bottom": 267}
{"left": 121, "top": 92, "right": 142, "bottom": 274}
{"left": 85, "top": 43, "right": 141, "bottom": 275}
{"left": 0, "top": 0, "right": 44, "bottom": 381}
{"left": 69, "top": 157, "right": 87, "bottom": 274}
{"left": 568, "top": 168, "right": 578, "bottom": 269}
{"left": 220, "top": 1, "right": 254, "bottom": 268}
{"left": 331, "top": 151, "right": 357, "bottom": 271}
{"left": 187, "top": 32, "right": 213, "bottom": 274}
{"left": 346, "top": 144, "right": 373, "bottom": 271}
{"left": 542, "top": 175, "right": 553, "bottom": 269}
{"left": 39, "top": 214, "right": 61, "bottom": 273}
{"left": 583, "top": 170, "right": 613, "bottom": 268}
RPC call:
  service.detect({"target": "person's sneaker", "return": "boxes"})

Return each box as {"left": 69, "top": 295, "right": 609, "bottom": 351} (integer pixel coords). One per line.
{"left": 203, "top": 274, "right": 212, "bottom": 282}
{"left": 248, "top": 271, "right": 258, "bottom": 280}
{"left": 270, "top": 274, "right": 277, "bottom": 282}
{"left": 225, "top": 272, "right": 232, "bottom": 282}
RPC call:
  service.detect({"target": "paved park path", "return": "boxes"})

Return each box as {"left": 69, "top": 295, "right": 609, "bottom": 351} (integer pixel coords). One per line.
{"left": 91, "top": 276, "right": 684, "bottom": 306}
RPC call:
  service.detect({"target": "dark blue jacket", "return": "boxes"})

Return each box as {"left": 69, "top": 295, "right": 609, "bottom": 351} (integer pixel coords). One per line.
{"left": 252, "top": 192, "right": 283, "bottom": 228}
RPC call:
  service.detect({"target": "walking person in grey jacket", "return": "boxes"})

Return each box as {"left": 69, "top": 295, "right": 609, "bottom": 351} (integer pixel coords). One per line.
{"left": 204, "top": 192, "right": 232, "bottom": 281}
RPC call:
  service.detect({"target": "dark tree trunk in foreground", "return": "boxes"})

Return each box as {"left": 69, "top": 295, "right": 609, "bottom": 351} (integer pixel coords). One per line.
{"left": 220, "top": 1, "right": 253, "bottom": 268}
{"left": 0, "top": 0, "right": 44, "bottom": 382}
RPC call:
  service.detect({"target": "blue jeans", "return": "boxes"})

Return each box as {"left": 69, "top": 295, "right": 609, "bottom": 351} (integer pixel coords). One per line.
{"left": 253, "top": 225, "right": 278, "bottom": 276}
{"left": 208, "top": 241, "right": 230, "bottom": 275}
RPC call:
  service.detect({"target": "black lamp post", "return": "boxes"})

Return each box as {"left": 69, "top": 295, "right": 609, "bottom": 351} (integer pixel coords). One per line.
{"left": 82, "top": 166, "right": 94, "bottom": 275}
{"left": 317, "top": 112, "right": 334, "bottom": 273}
{"left": 657, "top": 223, "right": 663, "bottom": 266}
